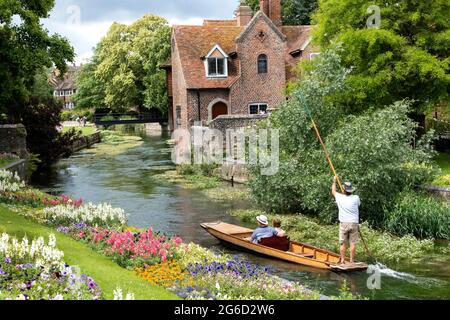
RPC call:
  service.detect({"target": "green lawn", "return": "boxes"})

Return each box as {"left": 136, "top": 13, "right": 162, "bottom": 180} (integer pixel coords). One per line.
{"left": 62, "top": 126, "right": 97, "bottom": 137}
{"left": 433, "top": 152, "right": 450, "bottom": 187}
{"left": 0, "top": 205, "right": 178, "bottom": 300}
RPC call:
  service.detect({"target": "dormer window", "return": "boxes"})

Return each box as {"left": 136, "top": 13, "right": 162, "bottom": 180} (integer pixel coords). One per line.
{"left": 204, "top": 44, "right": 228, "bottom": 78}
{"left": 207, "top": 58, "right": 226, "bottom": 77}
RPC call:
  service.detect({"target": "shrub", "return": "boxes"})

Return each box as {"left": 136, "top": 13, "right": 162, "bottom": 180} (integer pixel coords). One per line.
{"left": 385, "top": 191, "right": 450, "bottom": 239}
{"left": 21, "top": 97, "right": 82, "bottom": 166}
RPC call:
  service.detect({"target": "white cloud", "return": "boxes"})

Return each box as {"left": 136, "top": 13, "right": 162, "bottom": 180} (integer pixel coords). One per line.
{"left": 42, "top": 0, "right": 238, "bottom": 64}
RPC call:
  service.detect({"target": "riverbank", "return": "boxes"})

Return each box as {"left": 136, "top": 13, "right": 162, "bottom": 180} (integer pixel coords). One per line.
{"left": 1, "top": 168, "right": 337, "bottom": 300}
{"left": 166, "top": 165, "right": 447, "bottom": 264}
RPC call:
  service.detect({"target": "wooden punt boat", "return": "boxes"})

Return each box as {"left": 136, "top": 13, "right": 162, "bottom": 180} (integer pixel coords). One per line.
{"left": 201, "top": 221, "right": 368, "bottom": 272}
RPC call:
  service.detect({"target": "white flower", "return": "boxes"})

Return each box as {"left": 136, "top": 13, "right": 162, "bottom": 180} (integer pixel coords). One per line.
{"left": 0, "top": 233, "right": 64, "bottom": 271}
{"left": 0, "top": 170, "right": 25, "bottom": 192}
{"left": 44, "top": 203, "right": 127, "bottom": 226}
{"left": 113, "top": 287, "right": 135, "bottom": 300}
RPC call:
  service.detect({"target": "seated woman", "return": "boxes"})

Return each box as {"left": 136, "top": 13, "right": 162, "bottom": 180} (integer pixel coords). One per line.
{"left": 250, "top": 215, "right": 278, "bottom": 244}
{"left": 273, "top": 219, "right": 286, "bottom": 238}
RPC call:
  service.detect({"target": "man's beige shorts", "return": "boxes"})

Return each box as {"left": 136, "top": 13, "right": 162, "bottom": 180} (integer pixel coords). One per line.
{"left": 339, "top": 223, "right": 360, "bottom": 245}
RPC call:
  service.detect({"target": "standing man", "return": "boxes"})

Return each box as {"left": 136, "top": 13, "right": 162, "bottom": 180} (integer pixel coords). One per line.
{"left": 331, "top": 177, "right": 361, "bottom": 264}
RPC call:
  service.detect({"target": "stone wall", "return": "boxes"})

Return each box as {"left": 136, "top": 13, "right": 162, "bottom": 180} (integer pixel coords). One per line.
{"left": 419, "top": 185, "right": 450, "bottom": 201}
{"left": 209, "top": 114, "right": 268, "bottom": 138}
{"left": 0, "top": 124, "right": 28, "bottom": 158}
{"left": 71, "top": 131, "right": 102, "bottom": 152}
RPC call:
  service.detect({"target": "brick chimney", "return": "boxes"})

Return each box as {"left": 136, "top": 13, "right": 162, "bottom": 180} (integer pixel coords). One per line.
{"left": 260, "top": 0, "right": 282, "bottom": 27}
{"left": 260, "top": 0, "right": 270, "bottom": 17}
{"left": 235, "top": 4, "right": 253, "bottom": 26}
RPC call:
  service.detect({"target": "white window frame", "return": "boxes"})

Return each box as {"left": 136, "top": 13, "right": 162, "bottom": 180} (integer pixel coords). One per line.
{"left": 248, "top": 103, "right": 269, "bottom": 115}
{"left": 204, "top": 44, "right": 228, "bottom": 78}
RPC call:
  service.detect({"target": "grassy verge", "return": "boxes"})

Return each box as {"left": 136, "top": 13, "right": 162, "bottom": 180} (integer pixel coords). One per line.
{"left": 78, "top": 130, "right": 144, "bottom": 159}
{"left": 62, "top": 126, "right": 97, "bottom": 137}
{"left": 0, "top": 204, "right": 178, "bottom": 300}
{"left": 433, "top": 152, "right": 450, "bottom": 187}
{"left": 230, "top": 209, "right": 438, "bottom": 263}
{"left": 155, "top": 170, "right": 250, "bottom": 201}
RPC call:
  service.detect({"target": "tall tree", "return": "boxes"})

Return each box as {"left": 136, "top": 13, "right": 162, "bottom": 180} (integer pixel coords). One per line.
{"left": 90, "top": 14, "right": 171, "bottom": 113}
{"left": 0, "top": 0, "right": 74, "bottom": 121}
{"left": 74, "top": 45, "right": 107, "bottom": 110}
{"left": 313, "top": 0, "right": 449, "bottom": 114}
{"left": 244, "top": 0, "right": 318, "bottom": 25}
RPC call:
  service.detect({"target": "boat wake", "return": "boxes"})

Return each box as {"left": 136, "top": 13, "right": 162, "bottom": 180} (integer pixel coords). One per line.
{"left": 370, "top": 263, "right": 445, "bottom": 288}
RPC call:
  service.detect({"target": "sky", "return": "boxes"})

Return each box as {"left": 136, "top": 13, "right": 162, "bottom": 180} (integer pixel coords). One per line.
{"left": 43, "top": 0, "right": 240, "bottom": 64}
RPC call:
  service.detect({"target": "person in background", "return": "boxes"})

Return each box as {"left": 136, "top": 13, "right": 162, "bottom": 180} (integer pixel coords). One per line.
{"left": 273, "top": 219, "right": 286, "bottom": 237}
{"left": 250, "top": 215, "right": 278, "bottom": 244}
{"left": 331, "top": 176, "right": 361, "bottom": 264}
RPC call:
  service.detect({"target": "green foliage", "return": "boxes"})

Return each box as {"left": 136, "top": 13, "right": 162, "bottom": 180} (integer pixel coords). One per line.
{"left": 249, "top": 49, "right": 437, "bottom": 228}
{"left": 0, "top": 0, "right": 74, "bottom": 121}
{"left": 74, "top": 47, "right": 106, "bottom": 110}
{"left": 21, "top": 97, "right": 81, "bottom": 165}
{"left": 385, "top": 191, "right": 450, "bottom": 239}
{"left": 312, "top": 0, "right": 450, "bottom": 113}
{"left": 78, "top": 15, "right": 171, "bottom": 113}
{"left": 61, "top": 109, "right": 94, "bottom": 122}
{"left": 244, "top": 0, "right": 318, "bottom": 25}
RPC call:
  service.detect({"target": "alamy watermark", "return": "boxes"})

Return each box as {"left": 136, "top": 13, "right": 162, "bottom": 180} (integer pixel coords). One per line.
{"left": 66, "top": 5, "right": 81, "bottom": 26}
{"left": 171, "top": 123, "right": 279, "bottom": 176}
{"left": 367, "top": 5, "right": 381, "bottom": 29}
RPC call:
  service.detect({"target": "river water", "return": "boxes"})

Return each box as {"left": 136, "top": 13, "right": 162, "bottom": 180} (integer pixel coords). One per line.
{"left": 31, "top": 127, "right": 450, "bottom": 300}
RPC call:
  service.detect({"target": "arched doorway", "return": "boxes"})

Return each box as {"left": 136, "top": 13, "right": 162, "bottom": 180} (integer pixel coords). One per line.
{"left": 211, "top": 102, "right": 228, "bottom": 120}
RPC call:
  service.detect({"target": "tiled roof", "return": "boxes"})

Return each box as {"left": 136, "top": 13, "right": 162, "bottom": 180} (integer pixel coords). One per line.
{"left": 282, "top": 26, "right": 313, "bottom": 80}
{"left": 203, "top": 20, "right": 237, "bottom": 27}
{"left": 173, "top": 25, "right": 245, "bottom": 89}
{"left": 172, "top": 20, "right": 312, "bottom": 89}
{"left": 51, "top": 65, "right": 80, "bottom": 90}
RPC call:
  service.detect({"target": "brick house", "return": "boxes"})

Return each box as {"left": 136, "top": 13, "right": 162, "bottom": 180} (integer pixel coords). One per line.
{"left": 50, "top": 65, "right": 79, "bottom": 109}
{"left": 164, "top": 0, "right": 316, "bottom": 130}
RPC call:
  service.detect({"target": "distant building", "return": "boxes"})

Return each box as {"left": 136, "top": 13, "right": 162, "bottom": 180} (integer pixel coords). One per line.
{"left": 49, "top": 65, "right": 80, "bottom": 109}
{"left": 163, "top": 0, "right": 317, "bottom": 130}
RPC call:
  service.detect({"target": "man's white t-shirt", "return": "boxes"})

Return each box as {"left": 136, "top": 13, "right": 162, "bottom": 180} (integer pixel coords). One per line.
{"left": 335, "top": 193, "right": 360, "bottom": 224}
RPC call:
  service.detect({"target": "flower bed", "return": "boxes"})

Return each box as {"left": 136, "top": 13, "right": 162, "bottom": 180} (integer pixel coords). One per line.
{"left": 43, "top": 203, "right": 127, "bottom": 228}
{"left": 0, "top": 233, "right": 102, "bottom": 300}
{"left": 0, "top": 170, "right": 25, "bottom": 193}
{"left": 1, "top": 173, "right": 325, "bottom": 300}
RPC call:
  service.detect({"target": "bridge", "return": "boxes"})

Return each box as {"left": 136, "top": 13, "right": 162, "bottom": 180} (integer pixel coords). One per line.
{"left": 93, "top": 110, "right": 168, "bottom": 126}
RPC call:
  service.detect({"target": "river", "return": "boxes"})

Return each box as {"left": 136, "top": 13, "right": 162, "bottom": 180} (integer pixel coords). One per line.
{"left": 31, "top": 126, "right": 450, "bottom": 300}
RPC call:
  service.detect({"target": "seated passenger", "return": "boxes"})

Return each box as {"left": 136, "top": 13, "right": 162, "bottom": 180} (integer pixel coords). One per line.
{"left": 273, "top": 219, "right": 286, "bottom": 238}
{"left": 251, "top": 215, "right": 278, "bottom": 244}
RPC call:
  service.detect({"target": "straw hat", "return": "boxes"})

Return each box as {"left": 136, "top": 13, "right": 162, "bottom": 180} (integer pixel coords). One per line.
{"left": 256, "top": 215, "right": 269, "bottom": 226}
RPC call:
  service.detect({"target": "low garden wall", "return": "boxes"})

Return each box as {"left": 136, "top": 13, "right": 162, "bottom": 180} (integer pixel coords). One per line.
{"left": 209, "top": 114, "right": 268, "bottom": 139}
{"left": 420, "top": 185, "right": 450, "bottom": 201}
{"left": 0, "top": 124, "right": 28, "bottom": 158}
{"left": 3, "top": 159, "right": 28, "bottom": 181}
{"left": 71, "top": 131, "right": 102, "bottom": 152}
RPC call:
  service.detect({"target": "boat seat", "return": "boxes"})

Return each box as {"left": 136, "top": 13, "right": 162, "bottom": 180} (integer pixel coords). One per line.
{"left": 259, "top": 236, "right": 290, "bottom": 251}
